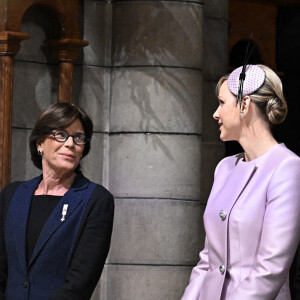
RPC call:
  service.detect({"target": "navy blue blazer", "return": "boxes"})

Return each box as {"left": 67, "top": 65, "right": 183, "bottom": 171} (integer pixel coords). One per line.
{"left": 0, "top": 172, "right": 114, "bottom": 300}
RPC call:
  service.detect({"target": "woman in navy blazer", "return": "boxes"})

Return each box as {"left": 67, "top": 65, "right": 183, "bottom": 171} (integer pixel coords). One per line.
{"left": 181, "top": 64, "right": 300, "bottom": 299}
{"left": 0, "top": 103, "right": 114, "bottom": 300}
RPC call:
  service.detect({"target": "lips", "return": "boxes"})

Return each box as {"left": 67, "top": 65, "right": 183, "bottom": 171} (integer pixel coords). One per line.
{"left": 60, "top": 153, "right": 75, "bottom": 159}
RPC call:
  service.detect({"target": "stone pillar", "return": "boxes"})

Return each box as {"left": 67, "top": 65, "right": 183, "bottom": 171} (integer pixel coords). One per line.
{"left": 80, "top": 0, "right": 227, "bottom": 299}
{"left": 201, "top": 1, "right": 228, "bottom": 203}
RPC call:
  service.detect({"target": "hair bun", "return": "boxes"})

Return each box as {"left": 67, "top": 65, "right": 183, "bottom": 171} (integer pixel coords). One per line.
{"left": 266, "top": 97, "right": 287, "bottom": 124}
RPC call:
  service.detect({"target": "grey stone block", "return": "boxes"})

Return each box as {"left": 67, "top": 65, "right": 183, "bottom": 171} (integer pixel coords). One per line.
{"left": 74, "top": 66, "right": 111, "bottom": 132}
{"left": 97, "top": 264, "right": 193, "bottom": 300}
{"left": 200, "top": 141, "right": 225, "bottom": 205}
{"left": 109, "top": 134, "right": 201, "bottom": 200}
{"left": 83, "top": 0, "right": 112, "bottom": 66}
{"left": 11, "top": 128, "right": 41, "bottom": 182}
{"left": 90, "top": 279, "right": 101, "bottom": 300}
{"left": 112, "top": 2, "right": 203, "bottom": 68}
{"left": 203, "top": 16, "right": 228, "bottom": 81}
{"left": 80, "top": 133, "right": 109, "bottom": 187}
{"left": 110, "top": 67, "right": 202, "bottom": 133}
{"left": 13, "top": 61, "right": 57, "bottom": 128}
{"left": 204, "top": 0, "right": 228, "bottom": 19}
{"left": 108, "top": 198, "right": 205, "bottom": 265}
{"left": 202, "top": 80, "right": 221, "bottom": 141}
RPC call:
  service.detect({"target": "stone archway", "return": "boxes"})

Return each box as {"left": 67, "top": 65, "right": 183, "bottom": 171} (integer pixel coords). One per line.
{"left": 0, "top": 0, "right": 88, "bottom": 189}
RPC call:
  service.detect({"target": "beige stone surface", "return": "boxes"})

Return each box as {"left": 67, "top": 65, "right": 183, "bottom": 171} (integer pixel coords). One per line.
{"left": 112, "top": 2, "right": 203, "bottom": 68}
{"left": 109, "top": 134, "right": 201, "bottom": 200}
{"left": 203, "top": 16, "right": 228, "bottom": 81}
{"left": 80, "top": 133, "right": 109, "bottom": 187}
{"left": 94, "top": 264, "right": 193, "bottom": 300}
{"left": 75, "top": 66, "right": 111, "bottom": 132}
{"left": 83, "top": 1, "right": 112, "bottom": 66}
{"left": 11, "top": 129, "right": 41, "bottom": 182}
{"left": 200, "top": 141, "right": 225, "bottom": 204}
{"left": 110, "top": 67, "right": 202, "bottom": 133}
{"left": 13, "top": 61, "right": 57, "bottom": 128}
{"left": 108, "top": 198, "right": 205, "bottom": 264}
{"left": 202, "top": 80, "right": 221, "bottom": 141}
{"left": 204, "top": 0, "right": 228, "bottom": 19}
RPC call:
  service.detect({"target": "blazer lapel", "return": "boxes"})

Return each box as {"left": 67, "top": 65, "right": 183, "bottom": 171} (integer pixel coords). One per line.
{"left": 218, "top": 159, "right": 257, "bottom": 218}
{"left": 209, "top": 157, "right": 257, "bottom": 216}
{"left": 225, "top": 161, "right": 257, "bottom": 213}
{"left": 28, "top": 186, "right": 85, "bottom": 268}
{"left": 12, "top": 176, "right": 42, "bottom": 275}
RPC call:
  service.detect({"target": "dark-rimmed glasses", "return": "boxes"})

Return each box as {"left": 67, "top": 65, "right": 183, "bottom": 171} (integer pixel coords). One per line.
{"left": 50, "top": 130, "right": 89, "bottom": 146}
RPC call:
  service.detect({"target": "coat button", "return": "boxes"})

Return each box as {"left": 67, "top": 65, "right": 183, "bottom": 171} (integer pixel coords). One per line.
{"left": 219, "top": 264, "right": 225, "bottom": 275}
{"left": 23, "top": 281, "right": 29, "bottom": 288}
{"left": 219, "top": 209, "right": 227, "bottom": 221}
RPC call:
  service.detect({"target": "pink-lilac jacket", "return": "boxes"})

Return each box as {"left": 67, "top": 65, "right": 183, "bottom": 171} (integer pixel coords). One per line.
{"left": 181, "top": 144, "right": 300, "bottom": 300}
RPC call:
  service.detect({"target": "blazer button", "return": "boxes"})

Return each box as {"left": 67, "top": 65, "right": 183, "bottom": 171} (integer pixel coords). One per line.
{"left": 219, "top": 264, "right": 225, "bottom": 275}
{"left": 23, "top": 281, "right": 29, "bottom": 288}
{"left": 219, "top": 209, "right": 227, "bottom": 221}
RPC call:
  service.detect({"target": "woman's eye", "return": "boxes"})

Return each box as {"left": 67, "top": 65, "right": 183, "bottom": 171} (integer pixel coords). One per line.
{"left": 56, "top": 132, "right": 66, "bottom": 138}
{"left": 74, "top": 135, "right": 85, "bottom": 142}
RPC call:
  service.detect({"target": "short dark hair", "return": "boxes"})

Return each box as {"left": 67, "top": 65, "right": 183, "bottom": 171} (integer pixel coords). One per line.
{"left": 30, "top": 102, "right": 93, "bottom": 170}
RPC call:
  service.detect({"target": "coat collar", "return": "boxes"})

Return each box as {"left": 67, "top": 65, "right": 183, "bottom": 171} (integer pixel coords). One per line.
{"left": 219, "top": 159, "right": 257, "bottom": 216}
{"left": 12, "top": 171, "right": 90, "bottom": 274}
{"left": 208, "top": 156, "right": 257, "bottom": 208}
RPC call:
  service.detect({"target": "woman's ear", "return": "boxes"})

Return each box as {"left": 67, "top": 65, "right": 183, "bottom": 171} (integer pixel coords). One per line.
{"left": 241, "top": 96, "right": 251, "bottom": 117}
{"left": 36, "top": 139, "right": 43, "bottom": 152}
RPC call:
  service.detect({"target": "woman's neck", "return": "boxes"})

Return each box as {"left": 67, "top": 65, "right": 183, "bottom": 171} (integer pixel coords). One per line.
{"left": 35, "top": 169, "right": 77, "bottom": 196}
{"left": 238, "top": 120, "right": 278, "bottom": 162}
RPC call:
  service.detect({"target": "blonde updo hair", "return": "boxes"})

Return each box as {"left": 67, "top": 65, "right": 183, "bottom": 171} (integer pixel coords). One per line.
{"left": 250, "top": 65, "right": 287, "bottom": 124}
{"left": 216, "top": 65, "right": 288, "bottom": 125}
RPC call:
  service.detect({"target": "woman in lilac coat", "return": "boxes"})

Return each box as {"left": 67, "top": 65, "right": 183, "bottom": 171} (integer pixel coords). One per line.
{"left": 181, "top": 64, "right": 300, "bottom": 300}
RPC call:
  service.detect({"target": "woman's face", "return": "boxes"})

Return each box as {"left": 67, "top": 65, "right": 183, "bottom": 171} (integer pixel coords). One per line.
{"left": 213, "top": 81, "right": 241, "bottom": 141}
{"left": 37, "top": 119, "right": 85, "bottom": 175}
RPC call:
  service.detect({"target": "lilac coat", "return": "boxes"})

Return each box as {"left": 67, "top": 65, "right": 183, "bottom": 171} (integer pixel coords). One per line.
{"left": 182, "top": 144, "right": 300, "bottom": 300}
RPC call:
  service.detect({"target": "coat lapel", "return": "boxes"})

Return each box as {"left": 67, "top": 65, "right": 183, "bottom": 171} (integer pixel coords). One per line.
{"left": 28, "top": 183, "right": 87, "bottom": 268}
{"left": 11, "top": 172, "right": 90, "bottom": 272}
{"left": 208, "top": 156, "right": 257, "bottom": 216}
{"left": 221, "top": 160, "right": 257, "bottom": 215}
{"left": 204, "top": 157, "right": 257, "bottom": 271}
{"left": 13, "top": 176, "right": 42, "bottom": 275}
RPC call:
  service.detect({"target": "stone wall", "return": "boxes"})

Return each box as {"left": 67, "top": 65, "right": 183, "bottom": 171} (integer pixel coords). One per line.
{"left": 11, "top": 0, "right": 227, "bottom": 299}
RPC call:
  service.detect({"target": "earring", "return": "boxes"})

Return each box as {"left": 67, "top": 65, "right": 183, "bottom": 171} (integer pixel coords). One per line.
{"left": 240, "top": 111, "right": 245, "bottom": 118}
{"left": 37, "top": 149, "right": 43, "bottom": 156}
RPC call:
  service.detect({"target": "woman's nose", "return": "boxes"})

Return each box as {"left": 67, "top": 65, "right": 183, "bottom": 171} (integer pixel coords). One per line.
{"left": 64, "top": 136, "right": 75, "bottom": 147}
{"left": 213, "top": 107, "right": 220, "bottom": 120}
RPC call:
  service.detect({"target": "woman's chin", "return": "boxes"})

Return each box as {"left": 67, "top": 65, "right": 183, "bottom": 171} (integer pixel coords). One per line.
{"left": 219, "top": 134, "right": 227, "bottom": 142}
{"left": 53, "top": 162, "right": 79, "bottom": 174}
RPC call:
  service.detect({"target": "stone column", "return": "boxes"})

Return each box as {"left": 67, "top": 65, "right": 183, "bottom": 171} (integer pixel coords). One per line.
{"left": 80, "top": 1, "right": 227, "bottom": 299}
{"left": 201, "top": 1, "right": 228, "bottom": 203}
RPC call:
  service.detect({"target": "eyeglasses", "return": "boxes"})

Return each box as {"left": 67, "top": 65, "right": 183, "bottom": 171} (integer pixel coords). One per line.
{"left": 50, "top": 130, "right": 89, "bottom": 146}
